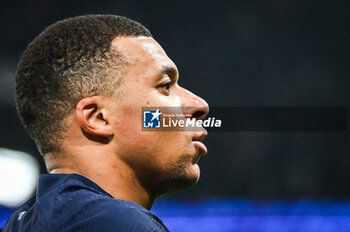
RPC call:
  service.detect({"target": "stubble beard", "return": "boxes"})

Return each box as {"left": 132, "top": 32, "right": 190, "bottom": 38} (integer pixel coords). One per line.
{"left": 142, "top": 154, "right": 200, "bottom": 198}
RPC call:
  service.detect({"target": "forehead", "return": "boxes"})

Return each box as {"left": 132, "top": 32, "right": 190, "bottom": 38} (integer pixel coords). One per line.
{"left": 111, "top": 36, "right": 177, "bottom": 72}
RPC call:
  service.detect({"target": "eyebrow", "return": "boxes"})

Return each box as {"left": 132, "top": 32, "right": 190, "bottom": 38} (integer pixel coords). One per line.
{"left": 160, "top": 66, "right": 179, "bottom": 82}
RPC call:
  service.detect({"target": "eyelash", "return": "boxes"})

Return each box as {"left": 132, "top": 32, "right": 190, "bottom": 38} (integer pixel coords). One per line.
{"left": 160, "top": 81, "right": 173, "bottom": 91}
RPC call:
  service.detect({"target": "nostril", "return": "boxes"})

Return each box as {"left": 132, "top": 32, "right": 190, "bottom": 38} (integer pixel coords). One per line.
{"left": 193, "top": 110, "right": 205, "bottom": 120}
{"left": 182, "top": 106, "right": 209, "bottom": 120}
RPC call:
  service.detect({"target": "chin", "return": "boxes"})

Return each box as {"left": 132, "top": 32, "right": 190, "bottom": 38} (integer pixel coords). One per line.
{"left": 186, "top": 163, "right": 201, "bottom": 184}
{"left": 159, "top": 163, "right": 201, "bottom": 195}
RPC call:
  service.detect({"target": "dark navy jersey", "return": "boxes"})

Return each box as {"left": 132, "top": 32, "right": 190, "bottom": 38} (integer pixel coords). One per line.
{"left": 2, "top": 174, "right": 169, "bottom": 232}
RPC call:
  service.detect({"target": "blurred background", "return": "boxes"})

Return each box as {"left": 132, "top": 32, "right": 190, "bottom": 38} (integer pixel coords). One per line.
{"left": 0, "top": 0, "right": 349, "bottom": 231}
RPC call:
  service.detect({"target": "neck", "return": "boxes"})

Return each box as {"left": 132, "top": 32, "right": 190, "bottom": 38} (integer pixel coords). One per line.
{"left": 46, "top": 151, "right": 156, "bottom": 210}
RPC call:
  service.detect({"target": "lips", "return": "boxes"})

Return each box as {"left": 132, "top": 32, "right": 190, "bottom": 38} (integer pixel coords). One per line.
{"left": 192, "top": 141, "right": 208, "bottom": 155}
{"left": 192, "top": 131, "right": 208, "bottom": 156}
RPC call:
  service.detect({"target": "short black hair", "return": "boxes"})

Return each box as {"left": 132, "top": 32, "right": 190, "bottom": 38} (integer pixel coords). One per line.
{"left": 15, "top": 15, "right": 152, "bottom": 154}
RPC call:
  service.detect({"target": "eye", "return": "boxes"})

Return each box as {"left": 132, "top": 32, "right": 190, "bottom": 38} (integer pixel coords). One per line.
{"left": 161, "top": 82, "right": 172, "bottom": 90}
{"left": 159, "top": 81, "right": 173, "bottom": 92}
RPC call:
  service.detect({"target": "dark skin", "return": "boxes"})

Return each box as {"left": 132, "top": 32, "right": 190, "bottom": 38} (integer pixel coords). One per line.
{"left": 45, "top": 36, "right": 209, "bottom": 210}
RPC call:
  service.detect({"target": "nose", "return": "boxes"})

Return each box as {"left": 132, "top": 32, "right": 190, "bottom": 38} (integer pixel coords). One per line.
{"left": 180, "top": 87, "right": 209, "bottom": 120}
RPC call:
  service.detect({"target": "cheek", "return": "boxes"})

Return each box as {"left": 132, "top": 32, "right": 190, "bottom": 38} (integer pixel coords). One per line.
{"left": 112, "top": 105, "right": 195, "bottom": 168}
{"left": 117, "top": 130, "right": 190, "bottom": 168}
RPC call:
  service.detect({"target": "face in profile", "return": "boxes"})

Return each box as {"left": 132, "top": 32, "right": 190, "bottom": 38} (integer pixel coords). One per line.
{"left": 107, "top": 36, "right": 209, "bottom": 196}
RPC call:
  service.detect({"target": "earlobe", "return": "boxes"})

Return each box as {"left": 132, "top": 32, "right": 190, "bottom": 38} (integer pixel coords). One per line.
{"left": 76, "top": 97, "right": 114, "bottom": 137}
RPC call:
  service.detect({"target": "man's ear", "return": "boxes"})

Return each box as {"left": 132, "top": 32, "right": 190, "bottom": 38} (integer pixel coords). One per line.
{"left": 76, "top": 96, "right": 114, "bottom": 137}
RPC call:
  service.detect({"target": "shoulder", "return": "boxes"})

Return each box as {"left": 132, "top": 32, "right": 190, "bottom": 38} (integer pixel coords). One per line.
{"left": 53, "top": 197, "right": 168, "bottom": 232}
{"left": 2, "top": 196, "right": 51, "bottom": 232}
{"left": 3, "top": 174, "right": 169, "bottom": 232}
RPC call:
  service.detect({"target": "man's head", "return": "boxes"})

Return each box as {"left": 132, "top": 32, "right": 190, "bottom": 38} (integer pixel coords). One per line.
{"left": 16, "top": 15, "right": 152, "bottom": 154}
{"left": 16, "top": 15, "right": 209, "bottom": 203}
